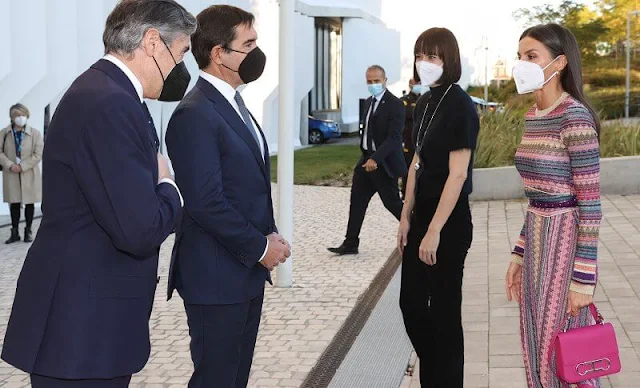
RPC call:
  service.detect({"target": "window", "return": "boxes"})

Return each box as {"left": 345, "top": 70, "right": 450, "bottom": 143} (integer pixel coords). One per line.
{"left": 310, "top": 18, "right": 342, "bottom": 113}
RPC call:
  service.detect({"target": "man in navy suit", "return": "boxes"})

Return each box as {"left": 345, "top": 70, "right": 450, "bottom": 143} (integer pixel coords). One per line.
{"left": 165, "top": 5, "right": 291, "bottom": 388}
{"left": 1, "top": 1, "right": 196, "bottom": 387}
{"left": 328, "top": 65, "right": 407, "bottom": 255}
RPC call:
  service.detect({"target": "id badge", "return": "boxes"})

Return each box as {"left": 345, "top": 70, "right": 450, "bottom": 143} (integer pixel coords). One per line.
{"left": 16, "top": 157, "right": 21, "bottom": 164}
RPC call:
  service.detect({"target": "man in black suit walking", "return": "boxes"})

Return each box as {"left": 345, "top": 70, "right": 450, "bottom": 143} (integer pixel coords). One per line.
{"left": 328, "top": 65, "right": 407, "bottom": 255}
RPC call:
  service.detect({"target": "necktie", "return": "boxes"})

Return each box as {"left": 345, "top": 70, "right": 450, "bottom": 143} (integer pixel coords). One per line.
{"left": 365, "top": 97, "right": 377, "bottom": 151}
{"left": 142, "top": 102, "right": 159, "bottom": 152}
{"left": 234, "top": 91, "right": 261, "bottom": 150}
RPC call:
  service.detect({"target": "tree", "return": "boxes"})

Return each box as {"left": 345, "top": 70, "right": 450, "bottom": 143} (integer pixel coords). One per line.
{"left": 598, "top": 0, "right": 640, "bottom": 46}
{"left": 514, "top": 1, "right": 580, "bottom": 25}
{"left": 514, "top": 1, "right": 610, "bottom": 59}
{"left": 566, "top": 6, "right": 610, "bottom": 58}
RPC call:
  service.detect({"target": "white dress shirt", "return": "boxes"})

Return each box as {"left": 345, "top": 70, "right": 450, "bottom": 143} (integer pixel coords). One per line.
{"left": 363, "top": 89, "right": 387, "bottom": 151}
{"left": 103, "top": 54, "right": 184, "bottom": 206}
{"left": 199, "top": 71, "right": 265, "bottom": 158}
{"left": 199, "top": 70, "right": 270, "bottom": 262}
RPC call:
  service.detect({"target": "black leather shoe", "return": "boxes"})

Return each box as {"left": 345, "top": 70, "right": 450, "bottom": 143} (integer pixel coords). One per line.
{"left": 24, "top": 227, "right": 33, "bottom": 243}
{"left": 5, "top": 228, "right": 20, "bottom": 244}
{"left": 327, "top": 241, "right": 359, "bottom": 255}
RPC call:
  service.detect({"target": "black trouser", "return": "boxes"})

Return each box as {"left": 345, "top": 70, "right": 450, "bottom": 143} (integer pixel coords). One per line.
{"left": 345, "top": 163, "right": 403, "bottom": 242}
{"left": 184, "top": 290, "right": 264, "bottom": 388}
{"left": 30, "top": 375, "right": 131, "bottom": 387}
{"left": 400, "top": 197, "right": 472, "bottom": 388}
{"left": 10, "top": 203, "right": 34, "bottom": 228}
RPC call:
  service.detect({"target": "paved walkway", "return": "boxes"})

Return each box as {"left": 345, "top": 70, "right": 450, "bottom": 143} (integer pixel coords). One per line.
{"left": 400, "top": 195, "right": 640, "bottom": 388}
{"left": 0, "top": 185, "right": 398, "bottom": 387}
{"left": 1, "top": 189, "right": 640, "bottom": 387}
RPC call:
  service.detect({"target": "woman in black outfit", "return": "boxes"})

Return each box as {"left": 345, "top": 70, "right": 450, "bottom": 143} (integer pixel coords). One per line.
{"left": 398, "top": 27, "right": 480, "bottom": 388}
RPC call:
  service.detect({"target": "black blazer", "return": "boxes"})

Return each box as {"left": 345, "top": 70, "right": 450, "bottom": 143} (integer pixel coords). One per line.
{"left": 359, "top": 90, "right": 407, "bottom": 178}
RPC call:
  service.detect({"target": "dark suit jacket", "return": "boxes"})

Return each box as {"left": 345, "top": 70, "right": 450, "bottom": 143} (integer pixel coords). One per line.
{"left": 0, "top": 59, "right": 182, "bottom": 379}
{"left": 165, "top": 77, "right": 276, "bottom": 306}
{"left": 359, "top": 90, "right": 407, "bottom": 178}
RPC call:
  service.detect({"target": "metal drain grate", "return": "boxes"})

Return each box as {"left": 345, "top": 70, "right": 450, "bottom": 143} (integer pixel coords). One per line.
{"left": 301, "top": 249, "right": 402, "bottom": 388}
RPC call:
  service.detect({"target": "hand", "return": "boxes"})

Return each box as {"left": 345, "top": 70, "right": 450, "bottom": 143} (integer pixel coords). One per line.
{"left": 397, "top": 218, "right": 410, "bottom": 255}
{"left": 568, "top": 291, "right": 593, "bottom": 317}
{"left": 418, "top": 227, "right": 439, "bottom": 265}
{"left": 9, "top": 164, "right": 21, "bottom": 173}
{"left": 269, "top": 232, "right": 291, "bottom": 251}
{"left": 157, "top": 153, "right": 173, "bottom": 182}
{"left": 261, "top": 238, "right": 291, "bottom": 271}
{"left": 362, "top": 158, "right": 378, "bottom": 172}
{"left": 505, "top": 262, "right": 522, "bottom": 304}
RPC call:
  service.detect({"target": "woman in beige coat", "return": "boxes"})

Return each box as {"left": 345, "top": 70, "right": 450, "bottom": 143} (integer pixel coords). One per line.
{"left": 0, "top": 104, "right": 43, "bottom": 243}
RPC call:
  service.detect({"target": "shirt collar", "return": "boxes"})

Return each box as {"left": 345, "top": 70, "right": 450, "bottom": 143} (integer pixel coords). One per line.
{"left": 103, "top": 54, "right": 144, "bottom": 103}
{"left": 200, "top": 70, "right": 237, "bottom": 104}
{"left": 374, "top": 89, "right": 387, "bottom": 101}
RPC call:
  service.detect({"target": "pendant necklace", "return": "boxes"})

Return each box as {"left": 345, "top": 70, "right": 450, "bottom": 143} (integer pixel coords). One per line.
{"left": 414, "top": 84, "right": 453, "bottom": 171}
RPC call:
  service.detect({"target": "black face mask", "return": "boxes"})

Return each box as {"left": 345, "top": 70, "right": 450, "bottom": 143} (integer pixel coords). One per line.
{"left": 153, "top": 38, "right": 191, "bottom": 102}
{"left": 222, "top": 46, "right": 267, "bottom": 84}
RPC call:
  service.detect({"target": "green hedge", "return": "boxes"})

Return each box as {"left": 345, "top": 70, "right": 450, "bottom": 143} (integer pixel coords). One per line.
{"left": 474, "top": 109, "right": 640, "bottom": 168}
{"left": 584, "top": 68, "right": 640, "bottom": 88}
{"left": 587, "top": 86, "right": 640, "bottom": 119}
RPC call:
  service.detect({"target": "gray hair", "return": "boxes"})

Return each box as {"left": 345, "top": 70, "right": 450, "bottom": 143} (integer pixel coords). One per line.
{"left": 9, "top": 103, "right": 30, "bottom": 119}
{"left": 367, "top": 65, "right": 386, "bottom": 78}
{"left": 103, "top": 0, "right": 197, "bottom": 56}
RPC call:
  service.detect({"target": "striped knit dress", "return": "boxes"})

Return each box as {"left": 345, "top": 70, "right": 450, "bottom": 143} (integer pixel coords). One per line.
{"left": 511, "top": 92, "right": 602, "bottom": 388}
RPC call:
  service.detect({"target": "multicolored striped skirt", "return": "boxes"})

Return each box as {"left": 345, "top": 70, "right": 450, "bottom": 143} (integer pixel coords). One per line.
{"left": 520, "top": 206, "right": 599, "bottom": 388}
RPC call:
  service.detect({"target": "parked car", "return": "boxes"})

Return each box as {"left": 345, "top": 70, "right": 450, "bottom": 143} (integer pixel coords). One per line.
{"left": 470, "top": 96, "right": 505, "bottom": 114}
{"left": 308, "top": 116, "right": 341, "bottom": 144}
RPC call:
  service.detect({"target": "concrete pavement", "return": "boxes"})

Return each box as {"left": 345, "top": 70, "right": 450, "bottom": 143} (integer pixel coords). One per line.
{"left": 1, "top": 189, "right": 640, "bottom": 387}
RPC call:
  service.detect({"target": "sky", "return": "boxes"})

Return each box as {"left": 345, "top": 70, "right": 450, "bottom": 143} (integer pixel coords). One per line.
{"left": 380, "top": 0, "right": 597, "bottom": 93}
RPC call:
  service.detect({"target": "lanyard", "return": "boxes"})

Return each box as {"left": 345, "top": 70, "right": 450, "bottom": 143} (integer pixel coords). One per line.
{"left": 12, "top": 127, "right": 24, "bottom": 158}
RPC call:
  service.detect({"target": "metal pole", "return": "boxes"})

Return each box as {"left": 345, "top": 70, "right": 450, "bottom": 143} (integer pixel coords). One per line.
{"left": 484, "top": 38, "right": 489, "bottom": 111}
{"left": 276, "top": 0, "right": 294, "bottom": 287}
{"left": 626, "top": 11, "right": 632, "bottom": 119}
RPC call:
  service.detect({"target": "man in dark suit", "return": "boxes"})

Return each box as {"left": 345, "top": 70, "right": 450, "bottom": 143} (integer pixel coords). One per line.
{"left": 165, "top": 5, "right": 291, "bottom": 388}
{"left": 400, "top": 78, "right": 427, "bottom": 196}
{"left": 1, "top": 1, "right": 196, "bottom": 387}
{"left": 328, "top": 65, "right": 407, "bottom": 255}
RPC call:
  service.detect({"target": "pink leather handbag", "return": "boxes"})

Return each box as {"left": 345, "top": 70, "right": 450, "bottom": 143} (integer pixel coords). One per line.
{"left": 551, "top": 304, "right": 621, "bottom": 383}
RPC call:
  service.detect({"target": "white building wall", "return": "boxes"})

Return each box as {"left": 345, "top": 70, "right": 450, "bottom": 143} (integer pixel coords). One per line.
{"left": 262, "top": 11, "right": 315, "bottom": 153}
{"left": 301, "top": 0, "right": 381, "bottom": 19}
{"left": 0, "top": 0, "right": 399, "bottom": 215}
{"left": 341, "top": 18, "right": 401, "bottom": 128}
{"left": 0, "top": 0, "right": 120, "bottom": 216}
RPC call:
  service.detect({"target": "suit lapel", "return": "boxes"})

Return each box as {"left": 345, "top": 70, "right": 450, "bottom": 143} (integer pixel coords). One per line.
{"left": 92, "top": 59, "right": 157, "bottom": 177}
{"left": 365, "top": 97, "right": 375, "bottom": 119}
{"left": 196, "top": 78, "right": 269, "bottom": 181}
{"left": 373, "top": 91, "right": 388, "bottom": 117}
{"left": 91, "top": 59, "right": 140, "bottom": 103}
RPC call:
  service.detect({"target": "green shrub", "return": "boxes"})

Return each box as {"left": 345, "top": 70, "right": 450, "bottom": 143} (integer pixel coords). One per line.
{"left": 600, "top": 121, "right": 640, "bottom": 157}
{"left": 474, "top": 109, "right": 525, "bottom": 168}
{"left": 474, "top": 109, "right": 640, "bottom": 168}
{"left": 587, "top": 86, "right": 640, "bottom": 119}
{"left": 585, "top": 68, "right": 640, "bottom": 88}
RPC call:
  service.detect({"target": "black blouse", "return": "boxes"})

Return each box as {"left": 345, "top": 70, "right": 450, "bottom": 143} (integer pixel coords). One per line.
{"left": 411, "top": 83, "right": 480, "bottom": 199}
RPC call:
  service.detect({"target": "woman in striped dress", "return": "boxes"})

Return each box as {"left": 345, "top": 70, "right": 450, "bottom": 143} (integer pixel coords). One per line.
{"left": 505, "top": 24, "right": 602, "bottom": 388}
